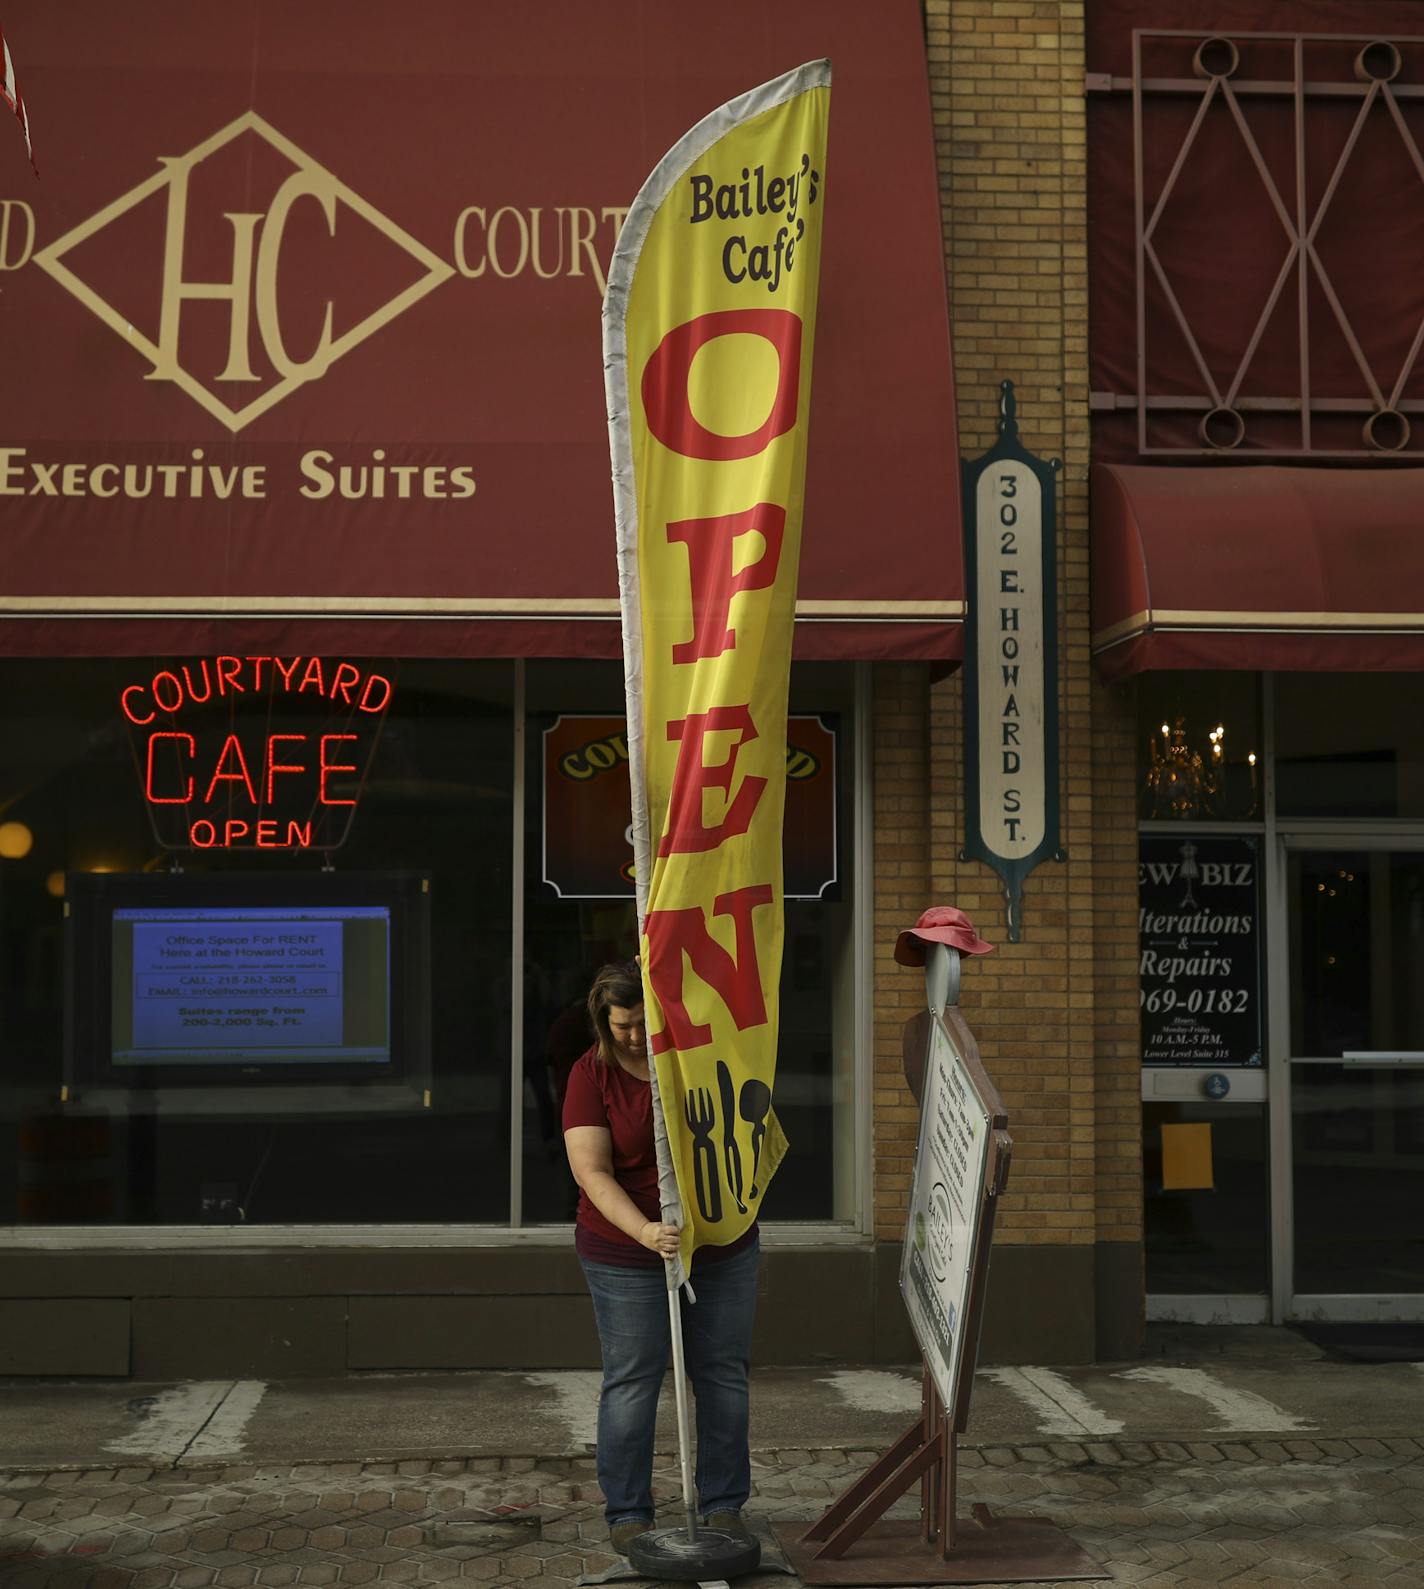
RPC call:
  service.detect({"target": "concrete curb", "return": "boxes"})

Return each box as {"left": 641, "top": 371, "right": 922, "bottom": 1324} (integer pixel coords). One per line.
{"left": 4, "top": 1434, "right": 1421, "bottom": 1478}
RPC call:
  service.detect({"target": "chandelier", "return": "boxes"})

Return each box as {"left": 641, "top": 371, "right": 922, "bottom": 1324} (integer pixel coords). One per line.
{"left": 1144, "top": 717, "right": 1257, "bottom": 820}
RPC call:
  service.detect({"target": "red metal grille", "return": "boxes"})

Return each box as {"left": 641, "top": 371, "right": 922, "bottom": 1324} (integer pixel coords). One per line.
{"left": 1089, "top": 29, "right": 1424, "bottom": 458}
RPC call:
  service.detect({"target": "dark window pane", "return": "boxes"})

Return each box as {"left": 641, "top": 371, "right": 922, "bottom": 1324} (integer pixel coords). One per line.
{"left": 1288, "top": 847, "right": 1424, "bottom": 1293}
{"left": 1288, "top": 851, "right": 1424, "bottom": 1057}
{"left": 0, "top": 659, "right": 514, "bottom": 1226}
{"left": 1276, "top": 675, "right": 1424, "bottom": 820}
{"left": 1293, "top": 1065, "right": 1424, "bottom": 1293}
{"left": 1142, "top": 1102, "right": 1268, "bottom": 1293}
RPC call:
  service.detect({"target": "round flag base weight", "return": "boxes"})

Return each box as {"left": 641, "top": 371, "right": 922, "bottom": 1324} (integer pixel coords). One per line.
{"left": 627, "top": 1525, "right": 761, "bottom": 1581}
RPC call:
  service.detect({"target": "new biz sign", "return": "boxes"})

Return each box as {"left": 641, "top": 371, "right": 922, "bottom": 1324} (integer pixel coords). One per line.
{"left": 1139, "top": 834, "right": 1262, "bottom": 1068}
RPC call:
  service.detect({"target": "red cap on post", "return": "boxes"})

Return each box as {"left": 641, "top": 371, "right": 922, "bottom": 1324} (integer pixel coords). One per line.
{"left": 893, "top": 905, "right": 995, "bottom": 966}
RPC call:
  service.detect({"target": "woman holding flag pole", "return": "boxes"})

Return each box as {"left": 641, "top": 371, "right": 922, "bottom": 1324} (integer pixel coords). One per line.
{"left": 596, "top": 49, "right": 829, "bottom": 1581}
{"left": 563, "top": 960, "right": 760, "bottom": 1561}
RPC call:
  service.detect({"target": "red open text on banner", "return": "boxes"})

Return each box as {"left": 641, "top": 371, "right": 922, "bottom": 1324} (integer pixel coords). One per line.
{"left": 603, "top": 61, "right": 830, "bottom": 1283}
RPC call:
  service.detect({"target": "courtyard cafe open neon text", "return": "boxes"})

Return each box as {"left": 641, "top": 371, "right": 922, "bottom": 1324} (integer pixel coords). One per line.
{"left": 119, "top": 656, "right": 392, "bottom": 852}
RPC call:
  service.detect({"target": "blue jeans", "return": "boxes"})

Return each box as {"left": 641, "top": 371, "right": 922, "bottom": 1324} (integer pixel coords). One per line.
{"left": 580, "top": 1239, "right": 759, "bottom": 1524}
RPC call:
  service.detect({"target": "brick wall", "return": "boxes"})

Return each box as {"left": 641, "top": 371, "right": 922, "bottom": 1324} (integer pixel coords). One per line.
{"left": 869, "top": 5, "right": 1142, "bottom": 1280}
{"left": 871, "top": 663, "right": 933, "bottom": 1238}
{"left": 1092, "top": 676, "right": 1144, "bottom": 1247}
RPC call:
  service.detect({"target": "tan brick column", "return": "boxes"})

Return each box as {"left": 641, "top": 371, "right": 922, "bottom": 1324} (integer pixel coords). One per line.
{"left": 867, "top": 1, "right": 1142, "bottom": 1363}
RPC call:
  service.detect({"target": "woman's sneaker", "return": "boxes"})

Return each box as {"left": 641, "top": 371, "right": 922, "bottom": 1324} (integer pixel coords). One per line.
{"left": 609, "top": 1518, "right": 654, "bottom": 1555}
{"left": 704, "top": 1510, "right": 753, "bottom": 1542}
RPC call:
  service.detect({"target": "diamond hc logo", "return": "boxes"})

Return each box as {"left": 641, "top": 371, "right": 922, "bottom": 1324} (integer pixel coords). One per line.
{"left": 33, "top": 113, "right": 453, "bottom": 432}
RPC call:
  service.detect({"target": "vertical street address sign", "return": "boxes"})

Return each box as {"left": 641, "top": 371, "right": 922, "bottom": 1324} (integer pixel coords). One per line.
{"left": 961, "top": 381, "right": 1062, "bottom": 941}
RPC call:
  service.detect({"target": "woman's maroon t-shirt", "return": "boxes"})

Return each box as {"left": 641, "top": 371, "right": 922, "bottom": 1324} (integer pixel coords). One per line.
{"left": 561, "top": 1046, "right": 755, "bottom": 1269}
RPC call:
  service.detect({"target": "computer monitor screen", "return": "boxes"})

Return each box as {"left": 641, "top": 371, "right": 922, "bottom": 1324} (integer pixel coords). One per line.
{"left": 112, "top": 905, "right": 391, "bottom": 1068}
{"left": 65, "top": 871, "right": 429, "bottom": 1091}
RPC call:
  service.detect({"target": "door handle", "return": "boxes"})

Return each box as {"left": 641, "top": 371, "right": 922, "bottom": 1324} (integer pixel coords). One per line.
{"left": 1341, "top": 1051, "right": 1424, "bottom": 1066}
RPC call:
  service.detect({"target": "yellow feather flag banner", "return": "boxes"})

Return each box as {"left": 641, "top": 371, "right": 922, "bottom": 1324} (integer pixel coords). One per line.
{"left": 603, "top": 61, "right": 830, "bottom": 1283}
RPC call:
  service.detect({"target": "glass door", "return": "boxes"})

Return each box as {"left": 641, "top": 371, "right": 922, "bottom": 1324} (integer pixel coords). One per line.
{"left": 1280, "top": 840, "right": 1424, "bottom": 1310}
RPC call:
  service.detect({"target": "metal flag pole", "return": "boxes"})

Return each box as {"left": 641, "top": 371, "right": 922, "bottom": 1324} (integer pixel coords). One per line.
{"left": 634, "top": 1093, "right": 758, "bottom": 1576}
{"left": 615, "top": 425, "right": 702, "bottom": 1552}
{"left": 636, "top": 959, "right": 699, "bottom": 1548}
{"left": 602, "top": 92, "right": 703, "bottom": 1562}
{"left": 665, "top": 1252, "right": 700, "bottom": 1546}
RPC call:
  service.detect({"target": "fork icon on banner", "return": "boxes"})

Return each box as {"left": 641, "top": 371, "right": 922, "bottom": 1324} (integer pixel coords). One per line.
{"left": 684, "top": 1086, "right": 723, "bottom": 1224}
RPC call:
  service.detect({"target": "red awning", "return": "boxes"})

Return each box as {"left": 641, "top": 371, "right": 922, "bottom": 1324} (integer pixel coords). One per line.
{"left": 0, "top": 0, "right": 961, "bottom": 664}
{"left": 1092, "top": 463, "right": 1424, "bottom": 680}
{"left": 0, "top": 610, "right": 959, "bottom": 663}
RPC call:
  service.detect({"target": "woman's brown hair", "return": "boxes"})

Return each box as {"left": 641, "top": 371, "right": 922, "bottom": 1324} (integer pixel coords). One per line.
{"left": 586, "top": 959, "right": 644, "bottom": 1063}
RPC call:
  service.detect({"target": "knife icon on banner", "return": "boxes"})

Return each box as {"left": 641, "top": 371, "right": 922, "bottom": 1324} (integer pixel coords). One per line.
{"left": 717, "top": 1060, "right": 747, "bottom": 1215}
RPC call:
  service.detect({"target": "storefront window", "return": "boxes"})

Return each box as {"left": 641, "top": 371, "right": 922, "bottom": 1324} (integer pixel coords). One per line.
{"left": 1136, "top": 672, "right": 1261, "bottom": 822}
{"left": 0, "top": 659, "right": 514, "bottom": 1226}
{"left": 1276, "top": 675, "right": 1424, "bottom": 820}
{"left": 1137, "top": 672, "right": 1424, "bottom": 1302}
{"left": 3, "top": 656, "right": 861, "bottom": 1232}
{"left": 520, "top": 660, "right": 858, "bottom": 1226}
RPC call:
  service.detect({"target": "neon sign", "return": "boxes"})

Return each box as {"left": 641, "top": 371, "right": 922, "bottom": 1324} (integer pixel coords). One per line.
{"left": 121, "top": 656, "right": 393, "bottom": 853}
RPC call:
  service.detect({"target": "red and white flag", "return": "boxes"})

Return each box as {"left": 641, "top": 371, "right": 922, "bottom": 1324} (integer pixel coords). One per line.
{"left": 0, "top": 22, "right": 36, "bottom": 175}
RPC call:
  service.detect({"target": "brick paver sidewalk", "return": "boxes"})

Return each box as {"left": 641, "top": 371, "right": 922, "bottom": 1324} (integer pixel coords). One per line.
{"left": 2, "top": 1437, "right": 1421, "bottom": 1587}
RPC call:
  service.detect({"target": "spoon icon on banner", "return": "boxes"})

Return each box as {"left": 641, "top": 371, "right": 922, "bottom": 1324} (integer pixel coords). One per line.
{"left": 739, "top": 1078, "right": 771, "bottom": 1197}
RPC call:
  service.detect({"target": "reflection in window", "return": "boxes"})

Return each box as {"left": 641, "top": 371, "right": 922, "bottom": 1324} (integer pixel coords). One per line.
{"left": 1137, "top": 673, "right": 1260, "bottom": 821}
{"left": 1289, "top": 851, "right": 1424, "bottom": 1058}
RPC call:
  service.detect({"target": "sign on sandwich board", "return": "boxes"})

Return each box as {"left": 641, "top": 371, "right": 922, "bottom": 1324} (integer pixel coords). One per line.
{"left": 899, "top": 1008, "right": 1010, "bottom": 1429}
